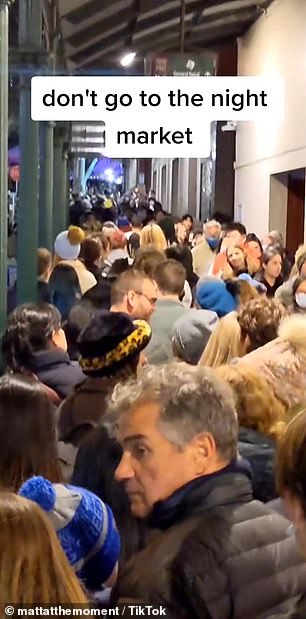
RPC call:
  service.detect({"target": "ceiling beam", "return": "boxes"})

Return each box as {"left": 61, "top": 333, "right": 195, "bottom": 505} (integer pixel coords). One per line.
{"left": 63, "top": 0, "right": 271, "bottom": 68}
{"left": 78, "top": 20, "right": 248, "bottom": 69}
{"left": 126, "top": 0, "right": 142, "bottom": 47}
{"left": 66, "top": 9, "right": 131, "bottom": 48}
{"left": 69, "top": 31, "right": 125, "bottom": 64}
{"left": 66, "top": 0, "right": 200, "bottom": 57}
{"left": 62, "top": 0, "right": 123, "bottom": 24}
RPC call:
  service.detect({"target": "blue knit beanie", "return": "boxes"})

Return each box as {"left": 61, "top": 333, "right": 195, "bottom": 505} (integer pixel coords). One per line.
{"left": 19, "top": 476, "right": 120, "bottom": 590}
{"left": 196, "top": 280, "right": 237, "bottom": 317}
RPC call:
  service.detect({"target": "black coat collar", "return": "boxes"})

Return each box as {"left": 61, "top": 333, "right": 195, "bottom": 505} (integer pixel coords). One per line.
{"left": 147, "top": 460, "right": 253, "bottom": 530}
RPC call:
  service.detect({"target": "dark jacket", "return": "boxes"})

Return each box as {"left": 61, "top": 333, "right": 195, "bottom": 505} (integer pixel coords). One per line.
{"left": 58, "top": 376, "right": 116, "bottom": 445}
{"left": 256, "top": 275, "right": 284, "bottom": 297}
{"left": 28, "top": 349, "right": 84, "bottom": 400}
{"left": 58, "top": 376, "right": 119, "bottom": 482}
{"left": 37, "top": 280, "right": 51, "bottom": 303}
{"left": 238, "top": 426, "right": 277, "bottom": 503}
{"left": 112, "top": 465, "right": 306, "bottom": 619}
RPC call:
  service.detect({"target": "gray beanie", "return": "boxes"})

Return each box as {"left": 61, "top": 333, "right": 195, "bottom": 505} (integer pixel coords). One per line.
{"left": 173, "top": 309, "right": 218, "bottom": 365}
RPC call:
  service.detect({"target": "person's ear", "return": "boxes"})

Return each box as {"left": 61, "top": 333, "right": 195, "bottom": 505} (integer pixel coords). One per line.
{"left": 127, "top": 290, "right": 136, "bottom": 310}
{"left": 52, "top": 328, "right": 67, "bottom": 352}
{"left": 191, "top": 433, "right": 216, "bottom": 476}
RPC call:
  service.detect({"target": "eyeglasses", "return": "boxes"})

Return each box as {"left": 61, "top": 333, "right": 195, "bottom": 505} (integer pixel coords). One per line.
{"left": 134, "top": 291, "right": 158, "bottom": 305}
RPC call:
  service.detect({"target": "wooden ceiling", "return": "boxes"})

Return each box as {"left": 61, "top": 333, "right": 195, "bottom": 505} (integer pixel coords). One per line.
{"left": 55, "top": 0, "right": 274, "bottom": 72}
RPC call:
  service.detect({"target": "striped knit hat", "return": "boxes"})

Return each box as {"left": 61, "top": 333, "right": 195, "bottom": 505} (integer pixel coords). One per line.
{"left": 19, "top": 476, "right": 120, "bottom": 590}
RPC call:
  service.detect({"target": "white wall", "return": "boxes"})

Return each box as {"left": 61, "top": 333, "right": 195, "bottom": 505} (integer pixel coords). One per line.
{"left": 235, "top": 0, "right": 306, "bottom": 237}
{"left": 126, "top": 159, "right": 137, "bottom": 189}
{"left": 152, "top": 157, "right": 204, "bottom": 216}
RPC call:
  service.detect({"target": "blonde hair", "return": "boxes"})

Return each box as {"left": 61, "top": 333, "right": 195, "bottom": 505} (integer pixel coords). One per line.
{"left": 216, "top": 363, "right": 286, "bottom": 440}
{"left": 140, "top": 223, "right": 167, "bottom": 252}
{"left": 198, "top": 312, "right": 241, "bottom": 367}
{"left": 0, "top": 493, "right": 87, "bottom": 605}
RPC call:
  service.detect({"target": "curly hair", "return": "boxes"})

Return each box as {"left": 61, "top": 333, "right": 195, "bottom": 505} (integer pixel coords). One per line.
{"left": 216, "top": 364, "right": 287, "bottom": 439}
{"left": 237, "top": 296, "right": 286, "bottom": 352}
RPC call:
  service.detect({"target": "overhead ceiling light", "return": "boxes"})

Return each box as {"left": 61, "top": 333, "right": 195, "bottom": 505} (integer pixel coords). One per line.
{"left": 120, "top": 51, "right": 136, "bottom": 67}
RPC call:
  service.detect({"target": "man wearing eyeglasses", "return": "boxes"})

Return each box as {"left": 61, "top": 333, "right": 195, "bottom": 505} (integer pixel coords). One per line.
{"left": 110, "top": 268, "right": 158, "bottom": 323}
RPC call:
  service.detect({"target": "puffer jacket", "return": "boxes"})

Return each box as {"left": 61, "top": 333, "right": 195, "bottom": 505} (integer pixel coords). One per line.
{"left": 264, "top": 594, "right": 306, "bottom": 619}
{"left": 112, "top": 466, "right": 306, "bottom": 619}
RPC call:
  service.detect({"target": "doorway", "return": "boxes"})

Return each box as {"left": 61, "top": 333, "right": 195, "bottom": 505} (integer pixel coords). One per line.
{"left": 269, "top": 168, "right": 305, "bottom": 258}
{"left": 286, "top": 169, "right": 305, "bottom": 257}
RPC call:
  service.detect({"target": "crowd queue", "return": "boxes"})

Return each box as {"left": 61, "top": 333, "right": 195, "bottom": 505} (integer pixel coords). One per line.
{"left": 3, "top": 191, "right": 306, "bottom": 618}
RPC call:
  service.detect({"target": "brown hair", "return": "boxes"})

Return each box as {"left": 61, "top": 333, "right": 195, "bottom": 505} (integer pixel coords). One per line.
{"left": 276, "top": 409, "right": 306, "bottom": 514}
{"left": 216, "top": 364, "right": 286, "bottom": 439}
{"left": 154, "top": 259, "right": 186, "bottom": 297}
{"left": 0, "top": 374, "right": 62, "bottom": 491}
{"left": 0, "top": 493, "right": 87, "bottom": 604}
{"left": 80, "top": 237, "right": 103, "bottom": 272}
{"left": 111, "top": 268, "right": 153, "bottom": 306}
{"left": 238, "top": 280, "right": 258, "bottom": 305}
{"left": 37, "top": 248, "right": 52, "bottom": 278}
{"left": 237, "top": 296, "right": 286, "bottom": 352}
{"left": 91, "top": 232, "right": 109, "bottom": 257}
{"left": 133, "top": 247, "right": 166, "bottom": 278}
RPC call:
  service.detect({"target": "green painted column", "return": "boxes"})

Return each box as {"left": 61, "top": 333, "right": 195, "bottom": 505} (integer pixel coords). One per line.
{"left": 0, "top": 0, "right": 11, "bottom": 331}
{"left": 39, "top": 121, "right": 54, "bottom": 250}
{"left": 17, "top": 0, "right": 42, "bottom": 305}
{"left": 53, "top": 125, "right": 69, "bottom": 239}
{"left": 73, "top": 157, "right": 86, "bottom": 194}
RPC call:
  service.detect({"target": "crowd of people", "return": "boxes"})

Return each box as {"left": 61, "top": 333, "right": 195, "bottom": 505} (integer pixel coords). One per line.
{"left": 3, "top": 188, "right": 306, "bottom": 617}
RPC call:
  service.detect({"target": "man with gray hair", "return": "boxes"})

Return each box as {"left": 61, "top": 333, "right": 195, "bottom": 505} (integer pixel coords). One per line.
{"left": 110, "top": 363, "right": 306, "bottom": 618}
{"left": 192, "top": 219, "right": 221, "bottom": 277}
